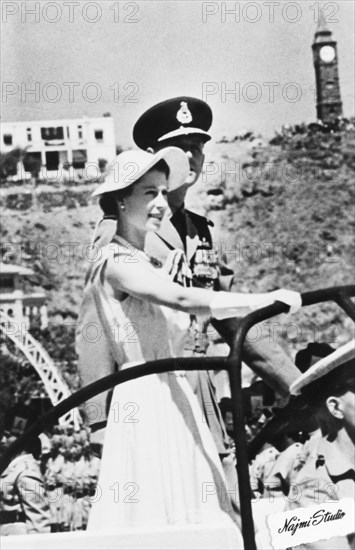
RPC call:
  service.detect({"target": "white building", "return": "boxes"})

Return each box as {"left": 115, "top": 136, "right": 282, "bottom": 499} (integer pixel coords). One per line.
{"left": 0, "top": 262, "right": 47, "bottom": 329}
{"left": 1, "top": 115, "right": 116, "bottom": 181}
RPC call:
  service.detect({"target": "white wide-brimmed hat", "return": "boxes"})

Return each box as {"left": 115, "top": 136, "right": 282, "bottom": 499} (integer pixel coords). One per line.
{"left": 290, "top": 339, "right": 355, "bottom": 395}
{"left": 92, "top": 147, "right": 189, "bottom": 197}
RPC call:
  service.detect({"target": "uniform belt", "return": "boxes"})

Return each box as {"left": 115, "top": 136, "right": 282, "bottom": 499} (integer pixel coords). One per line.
{"left": 0, "top": 510, "right": 26, "bottom": 524}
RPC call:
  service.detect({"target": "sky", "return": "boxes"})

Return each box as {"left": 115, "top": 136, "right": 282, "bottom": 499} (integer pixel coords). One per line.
{"left": 1, "top": 0, "right": 354, "bottom": 147}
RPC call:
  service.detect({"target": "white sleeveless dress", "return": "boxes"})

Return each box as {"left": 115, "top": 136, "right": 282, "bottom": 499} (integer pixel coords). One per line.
{"left": 78, "top": 237, "right": 239, "bottom": 530}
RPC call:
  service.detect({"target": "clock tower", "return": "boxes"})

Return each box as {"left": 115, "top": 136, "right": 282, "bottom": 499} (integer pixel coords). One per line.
{"left": 312, "top": 10, "right": 343, "bottom": 123}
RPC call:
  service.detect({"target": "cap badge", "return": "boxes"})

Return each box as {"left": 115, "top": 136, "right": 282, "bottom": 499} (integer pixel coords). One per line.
{"left": 176, "top": 101, "right": 192, "bottom": 125}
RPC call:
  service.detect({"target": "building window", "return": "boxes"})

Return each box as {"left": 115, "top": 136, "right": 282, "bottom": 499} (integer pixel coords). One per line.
{"left": 0, "top": 276, "right": 14, "bottom": 290}
{"left": 95, "top": 130, "right": 104, "bottom": 141}
{"left": 67, "top": 126, "right": 70, "bottom": 139}
{"left": 72, "top": 149, "right": 87, "bottom": 169}
{"left": 40, "top": 127, "right": 64, "bottom": 141}
{"left": 78, "top": 125, "right": 83, "bottom": 139}
{"left": 3, "top": 134, "right": 13, "bottom": 146}
{"left": 27, "top": 128, "right": 32, "bottom": 142}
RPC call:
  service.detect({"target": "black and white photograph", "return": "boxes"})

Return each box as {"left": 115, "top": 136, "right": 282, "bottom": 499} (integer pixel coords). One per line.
{"left": 0, "top": 1, "right": 354, "bottom": 549}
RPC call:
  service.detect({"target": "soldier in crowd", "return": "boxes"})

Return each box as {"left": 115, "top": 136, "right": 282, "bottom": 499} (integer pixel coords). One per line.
{"left": 287, "top": 340, "right": 355, "bottom": 550}
{"left": 1, "top": 419, "right": 100, "bottom": 533}
{"left": 0, "top": 435, "right": 51, "bottom": 536}
{"left": 42, "top": 428, "right": 100, "bottom": 532}
{"left": 44, "top": 433, "right": 66, "bottom": 531}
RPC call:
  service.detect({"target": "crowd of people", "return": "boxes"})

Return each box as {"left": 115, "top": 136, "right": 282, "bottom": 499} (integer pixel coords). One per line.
{"left": 1, "top": 96, "right": 354, "bottom": 549}
{"left": 0, "top": 425, "right": 100, "bottom": 534}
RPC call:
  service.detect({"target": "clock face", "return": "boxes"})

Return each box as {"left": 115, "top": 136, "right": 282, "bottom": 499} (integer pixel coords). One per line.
{"left": 320, "top": 45, "right": 336, "bottom": 63}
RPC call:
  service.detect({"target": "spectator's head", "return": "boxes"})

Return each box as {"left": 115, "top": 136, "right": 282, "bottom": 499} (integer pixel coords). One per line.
{"left": 291, "top": 341, "right": 355, "bottom": 439}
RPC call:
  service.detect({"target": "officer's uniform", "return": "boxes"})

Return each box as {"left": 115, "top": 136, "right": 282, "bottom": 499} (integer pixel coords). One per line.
{"left": 0, "top": 453, "right": 51, "bottom": 535}
{"left": 134, "top": 95, "right": 306, "bottom": 397}
{"left": 133, "top": 97, "right": 302, "bottom": 450}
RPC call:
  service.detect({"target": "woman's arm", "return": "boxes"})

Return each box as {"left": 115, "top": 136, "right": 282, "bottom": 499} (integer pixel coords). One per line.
{"left": 104, "top": 252, "right": 301, "bottom": 318}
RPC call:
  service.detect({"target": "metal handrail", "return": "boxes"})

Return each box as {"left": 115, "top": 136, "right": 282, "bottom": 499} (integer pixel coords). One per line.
{"left": 1, "top": 285, "right": 354, "bottom": 550}
{"left": 0, "top": 357, "right": 230, "bottom": 474}
{"left": 218, "top": 284, "right": 355, "bottom": 550}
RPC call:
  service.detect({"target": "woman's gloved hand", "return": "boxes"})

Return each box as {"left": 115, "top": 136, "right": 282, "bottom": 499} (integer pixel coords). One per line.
{"left": 210, "top": 289, "right": 302, "bottom": 320}
{"left": 269, "top": 289, "right": 302, "bottom": 314}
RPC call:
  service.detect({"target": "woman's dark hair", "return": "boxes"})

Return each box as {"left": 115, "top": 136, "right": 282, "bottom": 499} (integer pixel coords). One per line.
{"left": 99, "top": 159, "right": 170, "bottom": 216}
{"left": 99, "top": 193, "right": 120, "bottom": 216}
{"left": 99, "top": 186, "right": 133, "bottom": 216}
{"left": 152, "top": 159, "right": 170, "bottom": 178}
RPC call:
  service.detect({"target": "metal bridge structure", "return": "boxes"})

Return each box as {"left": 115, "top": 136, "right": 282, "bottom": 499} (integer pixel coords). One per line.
{"left": 0, "top": 310, "right": 81, "bottom": 430}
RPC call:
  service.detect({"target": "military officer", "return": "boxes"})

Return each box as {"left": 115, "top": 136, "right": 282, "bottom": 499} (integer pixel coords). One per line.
{"left": 140, "top": 97, "right": 303, "bottom": 416}
{"left": 0, "top": 439, "right": 51, "bottom": 536}
{"left": 133, "top": 98, "right": 299, "bottom": 376}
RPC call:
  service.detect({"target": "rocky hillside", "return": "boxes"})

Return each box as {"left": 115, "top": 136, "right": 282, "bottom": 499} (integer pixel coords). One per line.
{"left": 1, "top": 124, "right": 354, "bottom": 363}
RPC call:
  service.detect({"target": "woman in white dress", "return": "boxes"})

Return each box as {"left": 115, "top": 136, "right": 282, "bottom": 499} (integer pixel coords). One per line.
{"left": 76, "top": 147, "right": 301, "bottom": 532}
